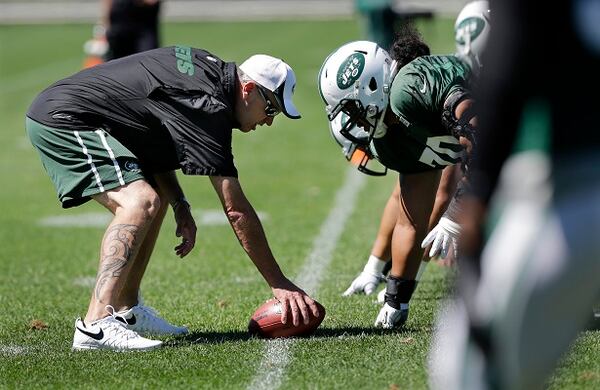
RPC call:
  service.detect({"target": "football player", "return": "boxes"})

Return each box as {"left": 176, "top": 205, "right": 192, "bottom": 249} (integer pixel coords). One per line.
{"left": 334, "top": 1, "right": 490, "bottom": 321}
{"left": 319, "top": 25, "right": 480, "bottom": 327}
{"left": 83, "top": 0, "right": 162, "bottom": 68}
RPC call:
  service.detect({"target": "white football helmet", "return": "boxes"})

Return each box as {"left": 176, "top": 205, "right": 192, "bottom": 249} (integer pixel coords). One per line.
{"left": 454, "top": 1, "right": 491, "bottom": 68}
{"left": 318, "top": 41, "right": 394, "bottom": 145}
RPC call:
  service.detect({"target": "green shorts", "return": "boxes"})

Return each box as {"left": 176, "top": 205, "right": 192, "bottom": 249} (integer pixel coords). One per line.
{"left": 26, "top": 117, "right": 146, "bottom": 208}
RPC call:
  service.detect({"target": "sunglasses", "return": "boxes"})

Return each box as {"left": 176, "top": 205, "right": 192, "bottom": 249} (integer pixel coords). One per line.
{"left": 256, "top": 86, "right": 281, "bottom": 117}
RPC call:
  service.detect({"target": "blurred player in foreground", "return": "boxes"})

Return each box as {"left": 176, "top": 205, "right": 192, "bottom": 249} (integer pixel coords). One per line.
{"left": 429, "top": 0, "right": 600, "bottom": 388}
{"left": 83, "top": 0, "right": 161, "bottom": 67}
{"left": 318, "top": 19, "right": 482, "bottom": 328}
{"left": 27, "top": 46, "right": 320, "bottom": 351}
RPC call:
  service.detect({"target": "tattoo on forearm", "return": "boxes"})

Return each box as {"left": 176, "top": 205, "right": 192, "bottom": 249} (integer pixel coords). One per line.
{"left": 94, "top": 224, "right": 140, "bottom": 302}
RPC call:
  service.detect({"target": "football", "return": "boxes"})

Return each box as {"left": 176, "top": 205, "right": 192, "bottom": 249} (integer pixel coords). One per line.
{"left": 248, "top": 298, "right": 326, "bottom": 338}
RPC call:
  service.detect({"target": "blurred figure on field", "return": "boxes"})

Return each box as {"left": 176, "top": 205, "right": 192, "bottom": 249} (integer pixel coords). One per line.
{"left": 104, "top": 0, "right": 161, "bottom": 60}
{"left": 354, "top": 0, "right": 397, "bottom": 50}
{"left": 83, "top": 0, "right": 161, "bottom": 68}
{"left": 429, "top": 0, "right": 600, "bottom": 389}
{"left": 342, "top": 1, "right": 490, "bottom": 304}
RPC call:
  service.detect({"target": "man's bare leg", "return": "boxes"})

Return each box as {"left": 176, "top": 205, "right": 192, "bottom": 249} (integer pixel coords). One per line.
{"left": 84, "top": 180, "right": 160, "bottom": 324}
{"left": 373, "top": 165, "right": 459, "bottom": 268}
{"left": 370, "top": 182, "right": 400, "bottom": 262}
{"left": 118, "top": 198, "right": 168, "bottom": 307}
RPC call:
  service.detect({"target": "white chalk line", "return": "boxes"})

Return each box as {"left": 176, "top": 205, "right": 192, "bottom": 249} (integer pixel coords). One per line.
{"left": 247, "top": 168, "right": 366, "bottom": 390}
{"left": 39, "top": 209, "right": 269, "bottom": 228}
{"left": 0, "top": 344, "right": 30, "bottom": 357}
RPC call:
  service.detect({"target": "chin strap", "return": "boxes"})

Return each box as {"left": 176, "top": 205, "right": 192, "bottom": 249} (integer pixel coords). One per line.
{"left": 372, "top": 118, "right": 388, "bottom": 139}
{"left": 352, "top": 147, "right": 387, "bottom": 176}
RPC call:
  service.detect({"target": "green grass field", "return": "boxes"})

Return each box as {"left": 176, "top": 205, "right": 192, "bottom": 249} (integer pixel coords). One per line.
{"left": 0, "top": 18, "right": 598, "bottom": 389}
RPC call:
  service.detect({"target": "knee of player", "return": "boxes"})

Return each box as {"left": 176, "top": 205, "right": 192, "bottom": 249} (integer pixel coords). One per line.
{"left": 394, "top": 220, "right": 428, "bottom": 240}
{"left": 394, "top": 221, "right": 416, "bottom": 236}
{"left": 144, "top": 191, "right": 162, "bottom": 219}
{"left": 123, "top": 188, "right": 161, "bottom": 221}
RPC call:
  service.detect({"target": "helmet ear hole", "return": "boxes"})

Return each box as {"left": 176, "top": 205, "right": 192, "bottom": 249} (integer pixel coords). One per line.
{"left": 369, "top": 77, "right": 378, "bottom": 91}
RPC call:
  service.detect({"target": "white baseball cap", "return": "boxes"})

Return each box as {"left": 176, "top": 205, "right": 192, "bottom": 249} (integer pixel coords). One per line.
{"left": 239, "top": 54, "right": 301, "bottom": 119}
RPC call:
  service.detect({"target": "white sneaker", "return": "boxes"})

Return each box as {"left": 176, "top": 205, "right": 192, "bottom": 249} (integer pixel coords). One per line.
{"left": 116, "top": 305, "right": 188, "bottom": 336}
{"left": 72, "top": 306, "right": 162, "bottom": 351}
{"left": 374, "top": 303, "right": 409, "bottom": 329}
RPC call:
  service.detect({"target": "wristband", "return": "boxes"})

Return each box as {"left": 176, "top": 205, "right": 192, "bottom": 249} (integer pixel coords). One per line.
{"left": 171, "top": 197, "right": 190, "bottom": 211}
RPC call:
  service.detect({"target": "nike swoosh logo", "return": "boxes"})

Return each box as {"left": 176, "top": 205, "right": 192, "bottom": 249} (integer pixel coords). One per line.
{"left": 116, "top": 314, "right": 137, "bottom": 325}
{"left": 76, "top": 325, "right": 104, "bottom": 340}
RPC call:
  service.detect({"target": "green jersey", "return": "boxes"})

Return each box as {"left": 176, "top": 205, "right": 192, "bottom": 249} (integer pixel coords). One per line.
{"left": 372, "top": 55, "right": 472, "bottom": 174}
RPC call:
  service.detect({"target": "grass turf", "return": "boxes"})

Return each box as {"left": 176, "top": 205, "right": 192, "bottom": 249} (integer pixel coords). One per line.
{"left": 0, "top": 18, "right": 598, "bottom": 389}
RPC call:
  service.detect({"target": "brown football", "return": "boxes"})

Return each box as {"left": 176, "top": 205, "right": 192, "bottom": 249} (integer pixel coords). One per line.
{"left": 248, "top": 298, "right": 326, "bottom": 338}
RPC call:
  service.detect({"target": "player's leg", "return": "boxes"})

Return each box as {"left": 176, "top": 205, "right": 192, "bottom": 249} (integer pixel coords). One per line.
{"left": 84, "top": 179, "right": 161, "bottom": 323}
{"left": 375, "top": 170, "right": 441, "bottom": 328}
{"left": 343, "top": 182, "right": 398, "bottom": 296}
{"left": 117, "top": 196, "right": 168, "bottom": 306}
{"left": 371, "top": 181, "right": 399, "bottom": 262}
{"left": 25, "top": 119, "right": 163, "bottom": 350}
{"left": 428, "top": 165, "right": 462, "bottom": 266}
{"left": 376, "top": 166, "right": 460, "bottom": 302}
{"left": 73, "top": 180, "right": 165, "bottom": 351}
{"left": 390, "top": 170, "right": 441, "bottom": 278}
{"left": 26, "top": 120, "right": 155, "bottom": 314}
{"left": 115, "top": 194, "right": 189, "bottom": 336}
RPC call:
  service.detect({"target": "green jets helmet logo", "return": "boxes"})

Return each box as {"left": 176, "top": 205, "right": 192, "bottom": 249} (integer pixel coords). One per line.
{"left": 455, "top": 17, "right": 485, "bottom": 45}
{"left": 337, "top": 53, "right": 365, "bottom": 89}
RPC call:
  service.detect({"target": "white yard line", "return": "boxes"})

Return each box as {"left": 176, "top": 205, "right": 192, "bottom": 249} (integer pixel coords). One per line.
{"left": 0, "top": 345, "right": 30, "bottom": 356}
{"left": 40, "top": 209, "right": 269, "bottom": 228}
{"left": 247, "top": 168, "right": 366, "bottom": 390}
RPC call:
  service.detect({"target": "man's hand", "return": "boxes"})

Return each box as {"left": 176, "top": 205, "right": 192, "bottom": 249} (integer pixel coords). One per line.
{"left": 272, "top": 278, "right": 321, "bottom": 327}
{"left": 173, "top": 200, "right": 196, "bottom": 258}
{"left": 343, "top": 271, "right": 384, "bottom": 296}
{"left": 421, "top": 217, "right": 461, "bottom": 259}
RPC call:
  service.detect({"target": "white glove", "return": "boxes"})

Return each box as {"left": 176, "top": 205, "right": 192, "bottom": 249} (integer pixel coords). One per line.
{"left": 342, "top": 256, "right": 387, "bottom": 296}
{"left": 376, "top": 287, "right": 386, "bottom": 304}
{"left": 421, "top": 217, "right": 461, "bottom": 259}
{"left": 342, "top": 270, "right": 383, "bottom": 296}
{"left": 374, "top": 303, "right": 409, "bottom": 329}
